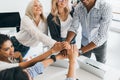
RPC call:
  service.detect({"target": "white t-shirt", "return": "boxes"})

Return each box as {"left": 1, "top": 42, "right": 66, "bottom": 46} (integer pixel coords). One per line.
{"left": 15, "top": 16, "right": 56, "bottom": 47}
{"left": 60, "top": 14, "right": 73, "bottom": 38}
{"left": 0, "top": 61, "right": 19, "bottom": 71}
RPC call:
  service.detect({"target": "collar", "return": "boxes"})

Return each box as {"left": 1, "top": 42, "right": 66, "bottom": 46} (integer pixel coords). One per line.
{"left": 94, "top": 0, "right": 101, "bottom": 9}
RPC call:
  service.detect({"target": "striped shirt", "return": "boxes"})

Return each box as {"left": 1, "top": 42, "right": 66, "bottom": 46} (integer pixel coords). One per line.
{"left": 69, "top": 0, "right": 112, "bottom": 47}
{"left": 0, "top": 61, "right": 74, "bottom": 80}
{"left": 27, "top": 62, "right": 74, "bottom": 80}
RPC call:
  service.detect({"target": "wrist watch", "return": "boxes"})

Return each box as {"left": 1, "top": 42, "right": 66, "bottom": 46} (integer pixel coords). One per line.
{"left": 50, "top": 55, "right": 56, "bottom": 62}
{"left": 79, "top": 49, "right": 83, "bottom": 55}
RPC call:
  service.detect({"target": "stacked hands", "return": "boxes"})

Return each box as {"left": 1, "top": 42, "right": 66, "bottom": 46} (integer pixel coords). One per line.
{"left": 51, "top": 41, "right": 79, "bottom": 61}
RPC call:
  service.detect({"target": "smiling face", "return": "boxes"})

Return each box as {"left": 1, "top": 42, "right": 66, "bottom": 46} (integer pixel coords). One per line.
{"left": 57, "top": 0, "right": 68, "bottom": 8}
{"left": 81, "top": 0, "right": 91, "bottom": 6}
{"left": 0, "top": 40, "right": 14, "bottom": 58}
{"left": 32, "top": 0, "right": 43, "bottom": 16}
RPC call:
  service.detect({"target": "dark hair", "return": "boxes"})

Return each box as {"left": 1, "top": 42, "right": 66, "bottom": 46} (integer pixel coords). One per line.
{"left": 0, "top": 67, "right": 29, "bottom": 80}
{"left": 0, "top": 34, "right": 10, "bottom": 48}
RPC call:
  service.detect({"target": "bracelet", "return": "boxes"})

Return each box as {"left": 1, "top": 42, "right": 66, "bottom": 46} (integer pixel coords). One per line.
{"left": 50, "top": 55, "right": 56, "bottom": 62}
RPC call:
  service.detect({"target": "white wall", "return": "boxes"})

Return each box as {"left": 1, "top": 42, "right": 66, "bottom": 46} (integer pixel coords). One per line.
{"left": 0, "top": 0, "right": 51, "bottom": 17}
{"left": 0, "top": 0, "right": 81, "bottom": 48}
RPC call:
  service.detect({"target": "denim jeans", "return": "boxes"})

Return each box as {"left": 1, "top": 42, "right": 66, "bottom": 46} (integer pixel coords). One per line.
{"left": 82, "top": 42, "right": 107, "bottom": 63}
{"left": 10, "top": 36, "right": 30, "bottom": 57}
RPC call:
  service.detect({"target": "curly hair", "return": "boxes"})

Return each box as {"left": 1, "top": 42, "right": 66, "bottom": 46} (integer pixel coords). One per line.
{"left": 0, "top": 34, "right": 10, "bottom": 49}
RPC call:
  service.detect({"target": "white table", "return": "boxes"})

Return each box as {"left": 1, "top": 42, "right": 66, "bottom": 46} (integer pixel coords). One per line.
{"left": 34, "top": 56, "right": 120, "bottom": 80}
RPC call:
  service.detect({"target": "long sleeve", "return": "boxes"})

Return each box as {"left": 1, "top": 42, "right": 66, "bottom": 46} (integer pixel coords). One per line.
{"left": 93, "top": 3, "right": 112, "bottom": 47}
{"left": 21, "top": 16, "right": 56, "bottom": 47}
{"left": 47, "top": 13, "right": 62, "bottom": 42}
{"left": 26, "top": 62, "right": 44, "bottom": 78}
{"left": 68, "top": 5, "right": 80, "bottom": 34}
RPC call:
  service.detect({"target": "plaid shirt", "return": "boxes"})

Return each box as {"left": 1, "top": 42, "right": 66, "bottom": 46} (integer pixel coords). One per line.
{"left": 69, "top": 0, "right": 112, "bottom": 47}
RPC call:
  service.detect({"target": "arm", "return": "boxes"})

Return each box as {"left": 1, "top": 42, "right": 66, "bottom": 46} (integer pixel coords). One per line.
{"left": 92, "top": 3, "right": 112, "bottom": 47}
{"left": 67, "top": 45, "right": 78, "bottom": 79}
{"left": 21, "top": 16, "right": 56, "bottom": 47}
{"left": 80, "top": 3, "right": 112, "bottom": 54}
{"left": 47, "top": 13, "right": 62, "bottom": 42}
{"left": 41, "top": 53, "right": 65, "bottom": 68}
{"left": 66, "top": 31, "right": 76, "bottom": 43}
{"left": 26, "top": 52, "right": 67, "bottom": 78}
{"left": 14, "top": 51, "right": 23, "bottom": 62}
{"left": 66, "top": 5, "right": 81, "bottom": 43}
{"left": 19, "top": 49, "right": 53, "bottom": 68}
{"left": 67, "top": 59, "right": 76, "bottom": 79}
{"left": 19, "top": 42, "right": 63, "bottom": 68}
{"left": 79, "top": 42, "right": 96, "bottom": 54}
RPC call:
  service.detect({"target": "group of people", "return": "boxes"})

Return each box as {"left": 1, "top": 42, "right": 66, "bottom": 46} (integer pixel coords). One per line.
{"left": 0, "top": 0, "right": 112, "bottom": 80}
{"left": 0, "top": 34, "right": 77, "bottom": 80}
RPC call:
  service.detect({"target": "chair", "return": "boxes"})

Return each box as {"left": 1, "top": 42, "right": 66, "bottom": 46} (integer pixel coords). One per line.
{"left": 0, "top": 12, "right": 21, "bottom": 32}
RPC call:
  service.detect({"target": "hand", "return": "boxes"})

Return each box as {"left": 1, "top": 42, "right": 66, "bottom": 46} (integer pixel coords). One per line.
{"left": 62, "top": 41, "right": 71, "bottom": 49}
{"left": 13, "top": 51, "right": 23, "bottom": 62}
{"left": 51, "top": 42, "right": 63, "bottom": 53}
{"left": 13, "top": 51, "right": 21, "bottom": 58}
{"left": 60, "top": 49, "right": 68, "bottom": 57}
{"left": 56, "top": 52, "right": 68, "bottom": 60}
{"left": 67, "top": 44, "right": 78, "bottom": 61}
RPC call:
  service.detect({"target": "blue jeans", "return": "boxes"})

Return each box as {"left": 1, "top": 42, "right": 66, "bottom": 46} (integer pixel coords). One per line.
{"left": 82, "top": 42, "right": 107, "bottom": 63}
{"left": 10, "top": 36, "right": 30, "bottom": 57}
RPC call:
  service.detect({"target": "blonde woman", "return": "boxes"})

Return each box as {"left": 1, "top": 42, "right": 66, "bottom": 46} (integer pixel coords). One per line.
{"left": 11, "top": 0, "right": 58, "bottom": 57}
{"left": 47, "top": 0, "right": 76, "bottom": 44}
